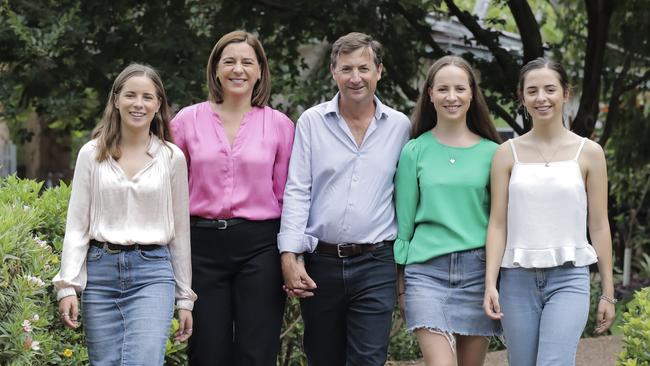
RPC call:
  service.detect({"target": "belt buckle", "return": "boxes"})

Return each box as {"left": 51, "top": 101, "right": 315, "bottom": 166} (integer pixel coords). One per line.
{"left": 217, "top": 219, "right": 228, "bottom": 230}
{"left": 336, "top": 243, "right": 353, "bottom": 258}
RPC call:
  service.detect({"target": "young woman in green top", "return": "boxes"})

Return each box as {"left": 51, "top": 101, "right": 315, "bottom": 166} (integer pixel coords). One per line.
{"left": 394, "top": 56, "right": 501, "bottom": 366}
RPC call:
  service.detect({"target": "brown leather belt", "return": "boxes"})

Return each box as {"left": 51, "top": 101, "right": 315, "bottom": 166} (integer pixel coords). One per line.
{"left": 314, "top": 240, "right": 394, "bottom": 258}
{"left": 89, "top": 239, "right": 161, "bottom": 252}
{"left": 190, "top": 216, "right": 248, "bottom": 229}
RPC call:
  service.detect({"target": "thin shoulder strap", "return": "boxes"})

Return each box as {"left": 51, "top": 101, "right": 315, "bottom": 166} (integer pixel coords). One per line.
{"left": 508, "top": 139, "right": 519, "bottom": 163}
{"left": 574, "top": 137, "right": 588, "bottom": 160}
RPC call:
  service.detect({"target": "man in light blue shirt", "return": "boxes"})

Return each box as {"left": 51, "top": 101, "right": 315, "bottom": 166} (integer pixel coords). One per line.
{"left": 278, "top": 32, "right": 410, "bottom": 366}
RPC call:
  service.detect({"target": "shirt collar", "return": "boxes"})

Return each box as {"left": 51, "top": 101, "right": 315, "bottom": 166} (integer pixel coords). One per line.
{"left": 324, "top": 92, "right": 389, "bottom": 121}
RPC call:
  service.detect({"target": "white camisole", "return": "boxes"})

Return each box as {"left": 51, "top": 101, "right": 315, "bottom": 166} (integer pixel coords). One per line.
{"left": 501, "top": 138, "right": 598, "bottom": 268}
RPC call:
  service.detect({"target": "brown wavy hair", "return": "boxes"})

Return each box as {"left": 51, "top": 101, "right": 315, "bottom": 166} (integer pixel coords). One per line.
{"left": 410, "top": 56, "right": 501, "bottom": 143}
{"left": 206, "top": 30, "right": 271, "bottom": 106}
{"left": 91, "top": 63, "right": 173, "bottom": 162}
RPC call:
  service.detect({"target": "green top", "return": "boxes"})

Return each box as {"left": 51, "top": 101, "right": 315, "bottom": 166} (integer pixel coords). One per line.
{"left": 393, "top": 131, "right": 498, "bottom": 265}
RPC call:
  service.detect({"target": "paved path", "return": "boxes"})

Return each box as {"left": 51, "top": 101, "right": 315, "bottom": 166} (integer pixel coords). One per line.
{"left": 387, "top": 335, "right": 622, "bottom": 366}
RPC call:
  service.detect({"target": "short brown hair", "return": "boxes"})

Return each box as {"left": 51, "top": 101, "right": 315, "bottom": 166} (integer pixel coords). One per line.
{"left": 206, "top": 30, "right": 271, "bottom": 106}
{"left": 330, "top": 32, "right": 383, "bottom": 68}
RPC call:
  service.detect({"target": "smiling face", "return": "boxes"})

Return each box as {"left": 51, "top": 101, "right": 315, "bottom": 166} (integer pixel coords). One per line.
{"left": 114, "top": 75, "right": 160, "bottom": 133}
{"left": 331, "top": 46, "right": 382, "bottom": 106}
{"left": 521, "top": 67, "right": 568, "bottom": 124}
{"left": 216, "top": 41, "right": 261, "bottom": 101}
{"left": 428, "top": 65, "right": 472, "bottom": 123}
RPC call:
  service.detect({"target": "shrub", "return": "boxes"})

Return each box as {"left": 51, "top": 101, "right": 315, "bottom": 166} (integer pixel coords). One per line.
{"left": 0, "top": 175, "right": 187, "bottom": 365}
{"left": 617, "top": 286, "right": 650, "bottom": 366}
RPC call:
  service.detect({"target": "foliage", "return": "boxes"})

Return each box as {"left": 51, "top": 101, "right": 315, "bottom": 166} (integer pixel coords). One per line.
{"left": 617, "top": 287, "right": 650, "bottom": 365}
{"left": 0, "top": 175, "right": 188, "bottom": 365}
{"left": 0, "top": 175, "right": 88, "bottom": 364}
{"left": 608, "top": 162, "right": 650, "bottom": 283}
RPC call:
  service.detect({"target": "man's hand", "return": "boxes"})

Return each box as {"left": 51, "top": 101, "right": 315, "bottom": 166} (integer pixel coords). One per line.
{"left": 58, "top": 295, "right": 80, "bottom": 329}
{"left": 281, "top": 252, "right": 317, "bottom": 298}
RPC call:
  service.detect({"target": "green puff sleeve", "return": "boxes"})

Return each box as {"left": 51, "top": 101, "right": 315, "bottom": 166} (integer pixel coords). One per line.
{"left": 394, "top": 139, "right": 419, "bottom": 265}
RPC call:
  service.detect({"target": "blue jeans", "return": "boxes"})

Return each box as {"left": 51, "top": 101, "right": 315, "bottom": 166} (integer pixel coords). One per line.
{"left": 499, "top": 264, "right": 590, "bottom": 366}
{"left": 82, "top": 245, "right": 175, "bottom": 366}
{"left": 300, "top": 243, "right": 397, "bottom": 366}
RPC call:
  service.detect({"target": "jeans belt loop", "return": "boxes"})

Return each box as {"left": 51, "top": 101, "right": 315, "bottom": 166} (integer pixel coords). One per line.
{"left": 102, "top": 242, "right": 121, "bottom": 254}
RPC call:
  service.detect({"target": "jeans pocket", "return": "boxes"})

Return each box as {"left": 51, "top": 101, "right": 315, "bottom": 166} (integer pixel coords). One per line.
{"left": 138, "top": 246, "right": 170, "bottom": 261}
{"left": 86, "top": 245, "right": 104, "bottom": 262}
{"left": 370, "top": 245, "right": 395, "bottom": 263}
{"left": 472, "top": 248, "right": 486, "bottom": 263}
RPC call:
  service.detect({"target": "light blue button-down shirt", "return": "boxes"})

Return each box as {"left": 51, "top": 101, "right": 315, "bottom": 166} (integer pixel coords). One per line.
{"left": 278, "top": 93, "right": 411, "bottom": 253}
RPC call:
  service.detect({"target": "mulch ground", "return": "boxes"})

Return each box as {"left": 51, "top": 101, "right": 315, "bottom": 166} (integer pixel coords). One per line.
{"left": 386, "top": 335, "right": 622, "bottom": 366}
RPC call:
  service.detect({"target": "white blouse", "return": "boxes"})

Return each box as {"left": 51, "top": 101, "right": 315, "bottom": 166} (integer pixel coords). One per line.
{"left": 53, "top": 136, "right": 197, "bottom": 310}
{"left": 502, "top": 138, "right": 598, "bottom": 268}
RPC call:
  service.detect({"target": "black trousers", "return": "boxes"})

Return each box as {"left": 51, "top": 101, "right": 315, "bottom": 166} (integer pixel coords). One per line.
{"left": 188, "top": 219, "right": 286, "bottom": 366}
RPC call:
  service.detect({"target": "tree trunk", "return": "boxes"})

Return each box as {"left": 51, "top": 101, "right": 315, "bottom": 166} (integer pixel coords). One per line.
{"left": 571, "top": 0, "right": 615, "bottom": 137}
{"left": 508, "top": 0, "right": 545, "bottom": 63}
{"left": 22, "top": 112, "right": 72, "bottom": 184}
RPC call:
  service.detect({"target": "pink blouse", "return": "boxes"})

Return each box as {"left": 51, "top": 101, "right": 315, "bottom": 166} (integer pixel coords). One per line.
{"left": 170, "top": 102, "right": 294, "bottom": 220}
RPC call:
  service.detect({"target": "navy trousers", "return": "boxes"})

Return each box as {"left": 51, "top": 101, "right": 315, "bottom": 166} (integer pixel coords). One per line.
{"left": 300, "top": 244, "right": 397, "bottom": 366}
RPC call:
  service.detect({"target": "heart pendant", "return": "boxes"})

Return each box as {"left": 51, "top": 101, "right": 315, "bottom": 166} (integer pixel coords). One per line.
{"left": 449, "top": 158, "right": 456, "bottom": 164}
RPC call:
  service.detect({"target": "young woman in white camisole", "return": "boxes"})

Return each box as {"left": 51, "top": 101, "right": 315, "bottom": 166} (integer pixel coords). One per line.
{"left": 482, "top": 58, "right": 616, "bottom": 366}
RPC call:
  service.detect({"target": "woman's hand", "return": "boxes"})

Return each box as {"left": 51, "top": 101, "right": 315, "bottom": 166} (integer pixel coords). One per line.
{"left": 58, "top": 295, "right": 80, "bottom": 329}
{"left": 175, "top": 309, "right": 193, "bottom": 342}
{"left": 483, "top": 287, "right": 503, "bottom": 320}
{"left": 595, "top": 299, "right": 616, "bottom": 334}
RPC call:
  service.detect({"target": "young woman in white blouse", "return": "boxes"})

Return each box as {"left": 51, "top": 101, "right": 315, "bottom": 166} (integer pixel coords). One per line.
{"left": 483, "top": 58, "right": 616, "bottom": 366}
{"left": 54, "top": 63, "right": 196, "bottom": 365}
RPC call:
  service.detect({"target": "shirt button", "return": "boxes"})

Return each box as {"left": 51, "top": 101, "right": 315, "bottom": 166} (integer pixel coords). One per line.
{"left": 352, "top": 176, "right": 359, "bottom": 182}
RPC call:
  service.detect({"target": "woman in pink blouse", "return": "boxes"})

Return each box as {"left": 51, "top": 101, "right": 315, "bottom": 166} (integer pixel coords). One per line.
{"left": 54, "top": 63, "right": 196, "bottom": 365}
{"left": 171, "top": 30, "right": 295, "bottom": 365}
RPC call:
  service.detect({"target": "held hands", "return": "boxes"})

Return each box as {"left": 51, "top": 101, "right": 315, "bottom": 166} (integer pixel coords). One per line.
{"left": 58, "top": 295, "right": 80, "bottom": 329}
{"left": 595, "top": 299, "right": 616, "bottom": 334}
{"left": 175, "top": 309, "right": 193, "bottom": 342}
{"left": 281, "top": 252, "right": 317, "bottom": 298}
{"left": 483, "top": 287, "right": 504, "bottom": 320}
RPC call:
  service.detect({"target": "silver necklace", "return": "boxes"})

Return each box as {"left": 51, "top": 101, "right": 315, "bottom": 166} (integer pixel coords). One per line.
{"left": 532, "top": 141, "right": 560, "bottom": 167}
{"left": 445, "top": 149, "right": 456, "bottom": 164}
{"left": 432, "top": 130, "right": 457, "bottom": 164}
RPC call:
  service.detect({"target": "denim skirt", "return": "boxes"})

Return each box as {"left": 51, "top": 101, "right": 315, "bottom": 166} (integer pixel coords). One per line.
{"left": 82, "top": 244, "right": 175, "bottom": 366}
{"left": 404, "top": 248, "right": 501, "bottom": 336}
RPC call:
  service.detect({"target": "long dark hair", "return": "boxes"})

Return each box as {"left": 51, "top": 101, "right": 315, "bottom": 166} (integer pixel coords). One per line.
{"left": 410, "top": 56, "right": 500, "bottom": 143}
{"left": 92, "top": 63, "right": 173, "bottom": 162}
{"left": 517, "top": 57, "right": 570, "bottom": 102}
